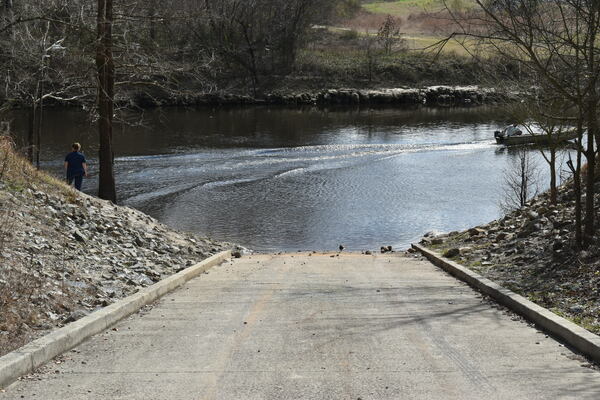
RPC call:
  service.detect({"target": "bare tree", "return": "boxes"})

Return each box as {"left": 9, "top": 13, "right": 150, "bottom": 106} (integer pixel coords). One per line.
{"left": 361, "top": 31, "right": 379, "bottom": 83}
{"left": 501, "top": 148, "right": 541, "bottom": 212}
{"left": 442, "top": 0, "right": 600, "bottom": 247}
{"left": 377, "top": 14, "right": 401, "bottom": 56}
{"left": 511, "top": 94, "right": 574, "bottom": 205}
{"left": 201, "top": 0, "right": 333, "bottom": 96}
{"left": 0, "top": 1, "right": 94, "bottom": 163}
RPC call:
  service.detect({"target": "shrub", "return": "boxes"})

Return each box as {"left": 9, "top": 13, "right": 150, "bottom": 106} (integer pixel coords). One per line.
{"left": 339, "top": 29, "right": 360, "bottom": 41}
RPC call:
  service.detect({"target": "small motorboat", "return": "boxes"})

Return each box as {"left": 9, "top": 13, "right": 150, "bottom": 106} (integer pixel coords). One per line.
{"left": 494, "top": 125, "right": 578, "bottom": 145}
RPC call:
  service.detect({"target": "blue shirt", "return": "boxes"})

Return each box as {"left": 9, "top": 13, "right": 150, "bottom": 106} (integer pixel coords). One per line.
{"left": 65, "top": 151, "right": 86, "bottom": 177}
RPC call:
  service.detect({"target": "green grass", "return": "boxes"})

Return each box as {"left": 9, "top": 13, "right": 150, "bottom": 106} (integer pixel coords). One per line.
{"left": 295, "top": 46, "right": 486, "bottom": 86}
{"left": 324, "top": 27, "right": 475, "bottom": 56}
{"left": 352, "top": 1, "right": 480, "bottom": 55}
{"left": 363, "top": 0, "right": 472, "bottom": 16}
{"left": 403, "top": 35, "right": 475, "bottom": 55}
{"left": 363, "top": 0, "right": 447, "bottom": 16}
{"left": 570, "top": 315, "right": 600, "bottom": 334}
{"left": 551, "top": 307, "right": 600, "bottom": 334}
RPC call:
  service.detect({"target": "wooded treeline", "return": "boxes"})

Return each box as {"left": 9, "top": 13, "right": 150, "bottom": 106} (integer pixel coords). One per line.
{"left": 0, "top": 0, "right": 359, "bottom": 201}
{"left": 0, "top": 0, "right": 359, "bottom": 109}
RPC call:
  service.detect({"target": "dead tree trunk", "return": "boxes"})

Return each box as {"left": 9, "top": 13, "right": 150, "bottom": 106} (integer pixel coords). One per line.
{"left": 35, "top": 77, "right": 43, "bottom": 169}
{"left": 27, "top": 106, "right": 34, "bottom": 163}
{"left": 549, "top": 148, "right": 557, "bottom": 204}
{"left": 584, "top": 99, "right": 596, "bottom": 247}
{"left": 148, "top": 0, "right": 157, "bottom": 41}
{"left": 575, "top": 134, "right": 583, "bottom": 247}
{"left": 96, "top": 0, "right": 117, "bottom": 202}
{"left": 575, "top": 136, "right": 583, "bottom": 248}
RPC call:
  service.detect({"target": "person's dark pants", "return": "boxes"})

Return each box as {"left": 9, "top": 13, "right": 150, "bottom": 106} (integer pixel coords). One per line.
{"left": 67, "top": 174, "right": 83, "bottom": 191}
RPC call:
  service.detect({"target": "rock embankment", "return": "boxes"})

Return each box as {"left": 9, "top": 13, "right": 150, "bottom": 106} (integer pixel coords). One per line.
{"left": 128, "top": 85, "right": 508, "bottom": 108}
{"left": 418, "top": 184, "right": 600, "bottom": 335}
{"left": 0, "top": 180, "right": 232, "bottom": 356}
{"left": 314, "top": 86, "right": 504, "bottom": 106}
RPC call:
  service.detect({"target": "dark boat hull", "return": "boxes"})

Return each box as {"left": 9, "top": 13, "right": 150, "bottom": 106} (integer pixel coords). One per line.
{"left": 495, "top": 131, "right": 578, "bottom": 146}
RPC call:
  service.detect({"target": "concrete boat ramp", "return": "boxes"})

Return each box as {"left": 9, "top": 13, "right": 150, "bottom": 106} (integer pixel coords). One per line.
{"left": 2, "top": 253, "right": 600, "bottom": 399}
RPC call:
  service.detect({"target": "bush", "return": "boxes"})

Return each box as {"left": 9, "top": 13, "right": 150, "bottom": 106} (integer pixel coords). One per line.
{"left": 339, "top": 29, "right": 360, "bottom": 41}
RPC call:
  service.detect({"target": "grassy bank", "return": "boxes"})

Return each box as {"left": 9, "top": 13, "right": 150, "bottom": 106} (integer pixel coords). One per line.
{"left": 294, "top": 48, "right": 482, "bottom": 87}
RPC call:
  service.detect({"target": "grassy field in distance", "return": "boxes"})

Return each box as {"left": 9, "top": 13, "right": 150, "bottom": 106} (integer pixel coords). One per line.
{"left": 338, "top": 0, "right": 478, "bottom": 54}
{"left": 362, "top": 0, "right": 446, "bottom": 16}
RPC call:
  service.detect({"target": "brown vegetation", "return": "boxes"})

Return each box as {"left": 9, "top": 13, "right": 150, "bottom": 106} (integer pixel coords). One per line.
{"left": 341, "top": 5, "right": 462, "bottom": 36}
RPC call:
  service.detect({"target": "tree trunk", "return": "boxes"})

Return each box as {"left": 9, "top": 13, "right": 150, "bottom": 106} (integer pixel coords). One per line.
{"left": 583, "top": 3, "right": 599, "bottom": 248}
{"left": 96, "top": 0, "right": 117, "bottom": 203}
{"left": 27, "top": 106, "right": 34, "bottom": 163}
{"left": 575, "top": 145, "right": 583, "bottom": 247}
{"left": 584, "top": 98, "right": 596, "bottom": 247}
{"left": 148, "top": 0, "right": 156, "bottom": 41}
{"left": 240, "top": 23, "right": 258, "bottom": 97}
{"left": 573, "top": 117, "right": 584, "bottom": 248}
{"left": 549, "top": 148, "right": 557, "bottom": 204}
{"left": 36, "top": 77, "right": 43, "bottom": 170}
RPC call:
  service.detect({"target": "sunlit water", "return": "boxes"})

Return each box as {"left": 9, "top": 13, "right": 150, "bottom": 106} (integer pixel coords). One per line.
{"left": 10, "top": 106, "right": 569, "bottom": 251}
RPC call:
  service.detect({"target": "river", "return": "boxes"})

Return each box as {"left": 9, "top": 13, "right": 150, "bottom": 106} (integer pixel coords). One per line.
{"left": 9, "top": 106, "right": 567, "bottom": 251}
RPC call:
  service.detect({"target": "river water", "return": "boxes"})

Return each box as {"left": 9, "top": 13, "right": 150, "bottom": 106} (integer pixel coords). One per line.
{"left": 10, "top": 106, "right": 566, "bottom": 251}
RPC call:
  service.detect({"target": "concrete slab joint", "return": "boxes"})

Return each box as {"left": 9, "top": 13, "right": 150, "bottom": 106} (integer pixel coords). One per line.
{"left": 412, "top": 243, "right": 600, "bottom": 363}
{"left": 0, "top": 250, "right": 232, "bottom": 389}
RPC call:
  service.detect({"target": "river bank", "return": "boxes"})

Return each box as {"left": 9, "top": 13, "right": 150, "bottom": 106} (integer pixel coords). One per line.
{"left": 418, "top": 182, "right": 600, "bottom": 335}
{"left": 9, "top": 85, "right": 511, "bottom": 111}
{"left": 0, "top": 141, "right": 235, "bottom": 357}
{"left": 125, "top": 85, "right": 511, "bottom": 109}
{"left": 131, "top": 85, "right": 511, "bottom": 108}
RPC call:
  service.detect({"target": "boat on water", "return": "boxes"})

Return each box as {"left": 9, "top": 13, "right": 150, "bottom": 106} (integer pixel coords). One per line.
{"left": 494, "top": 125, "right": 578, "bottom": 146}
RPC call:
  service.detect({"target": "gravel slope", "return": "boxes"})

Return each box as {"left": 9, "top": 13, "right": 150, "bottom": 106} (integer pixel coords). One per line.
{"left": 0, "top": 145, "right": 232, "bottom": 357}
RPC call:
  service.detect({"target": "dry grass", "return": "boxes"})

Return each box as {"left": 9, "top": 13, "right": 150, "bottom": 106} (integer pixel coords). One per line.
{"left": 343, "top": 1, "right": 460, "bottom": 33}
{"left": 0, "top": 138, "right": 80, "bottom": 355}
{"left": 338, "top": 1, "right": 478, "bottom": 54}
{"left": 0, "top": 136, "right": 77, "bottom": 201}
{"left": 0, "top": 257, "right": 45, "bottom": 353}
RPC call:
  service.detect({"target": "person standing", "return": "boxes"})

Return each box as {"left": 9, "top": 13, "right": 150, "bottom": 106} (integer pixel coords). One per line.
{"left": 64, "top": 142, "right": 88, "bottom": 191}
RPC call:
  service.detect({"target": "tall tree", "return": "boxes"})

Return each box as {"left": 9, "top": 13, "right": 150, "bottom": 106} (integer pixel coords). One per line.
{"left": 443, "top": 0, "right": 600, "bottom": 248}
{"left": 96, "top": 0, "right": 116, "bottom": 202}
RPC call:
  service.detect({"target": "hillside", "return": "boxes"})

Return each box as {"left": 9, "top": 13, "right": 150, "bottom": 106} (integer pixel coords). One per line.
{"left": 0, "top": 138, "right": 232, "bottom": 357}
